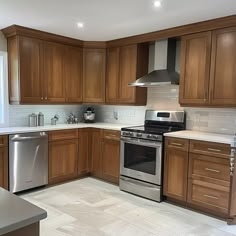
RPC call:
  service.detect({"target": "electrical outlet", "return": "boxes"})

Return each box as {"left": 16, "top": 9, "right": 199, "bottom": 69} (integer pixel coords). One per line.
{"left": 113, "top": 111, "right": 118, "bottom": 120}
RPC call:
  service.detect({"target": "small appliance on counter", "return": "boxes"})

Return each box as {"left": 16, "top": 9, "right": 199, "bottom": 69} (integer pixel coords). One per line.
{"left": 83, "top": 107, "right": 95, "bottom": 123}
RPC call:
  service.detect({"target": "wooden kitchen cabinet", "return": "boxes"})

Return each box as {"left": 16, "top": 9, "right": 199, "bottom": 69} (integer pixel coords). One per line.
{"left": 4, "top": 28, "right": 83, "bottom": 104}
{"left": 0, "top": 147, "right": 8, "bottom": 190}
{"left": 64, "top": 46, "right": 83, "bottom": 103}
{"left": 43, "top": 41, "right": 65, "bottom": 103}
{"left": 101, "top": 130, "right": 120, "bottom": 184}
{"left": 163, "top": 137, "right": 189, "bottom": 201}
{"left": 49, "top": 130, "right": 78, "bottom": 185}
{"left": 179, "top": 32, "right": 212, "bottom": 105}
{"left": 209, "top": 27, "right": 236, "bottom": 106}
{"left": 90, "top": 128, "right": 103, "bottom": 178}
{"left": 180, "top": 27, "right": 236, "bottom": 107}
{"left": 83, "top": 48, "right": 106, "bottom": 103}
{"left": 78, "top": 128, "right": 90, "bottom": 176}
{"left": 106, "top": 44, "right": 148, "bottom": 105}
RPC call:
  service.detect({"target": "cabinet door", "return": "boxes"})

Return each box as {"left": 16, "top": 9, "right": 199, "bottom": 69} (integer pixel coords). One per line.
{"left": 119, "top": 45, "right": 137, "bottom": 103}
{"left": 90, "top": 129, "right": 102, "bottom": 178}
{"left": 179, "top": 32, "right": 212, "bottom": 105}
{"left": 49, "top": 139, "right": 78, "bottom": 184}
{"left": 83, "top": 49, "right": 106, "bottom": 103}
{"left": 164, "top": 148, "right": 189, "bottom": 201}
{"left": 19, "top": 36, "right": 43, "bottom": 103}
{"left": 78, "top": 129, "right": 90, "bottom": 176}
{"left": 102, "top": 139, "right": 120, "bottom": 184}
{"left": 106, "top": 47, "right": 120, "bottom": 103}
{"left": 64, "top": 46, "right": 83, "bottom": 103}
{"left": 0, "top": 147, "right": 8, "bottom": 190}
{"left": 210, "top": 27, "right": 236, "bottom": 106}
{"left": 43, "top": 41, "right": 65, "bottom": 103}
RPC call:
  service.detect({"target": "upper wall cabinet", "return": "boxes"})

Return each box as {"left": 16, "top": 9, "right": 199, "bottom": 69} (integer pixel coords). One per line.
{"left": 106, "top": 43, "right": 149, "bottom": 105}
{"left": 83, "top": 48, "right": 106, "bottom": 103}
{"left": 180, "top": 26, "right": 236, "bottom": 107}
{"left": 3, "top": 25, "right": 83, "bottom": 104}
{"left": 64, "top": 46, "right": 83, "bottom": 103}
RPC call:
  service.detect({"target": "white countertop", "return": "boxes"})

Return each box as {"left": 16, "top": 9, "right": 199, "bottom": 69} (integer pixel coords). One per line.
{"left": 0, "top": 122, "right": 132, "bottom": 135}
{"left": 164, "top": 130, "right": 236, "bottom": 146}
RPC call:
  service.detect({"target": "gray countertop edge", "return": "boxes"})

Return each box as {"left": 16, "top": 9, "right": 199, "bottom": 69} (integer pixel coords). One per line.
{"left": 0, "top": 211, "right": 47, "bottom": 235}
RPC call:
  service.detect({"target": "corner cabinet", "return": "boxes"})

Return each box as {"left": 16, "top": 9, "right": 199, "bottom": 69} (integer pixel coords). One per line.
{"left": 106, "top": 43, "right": 149, "bottom": 105}
{"left": 180, "top": 26, "right": 236, "bottom": 107}
{"left": 83, "top": 48, "right": 106, "bottom": 103}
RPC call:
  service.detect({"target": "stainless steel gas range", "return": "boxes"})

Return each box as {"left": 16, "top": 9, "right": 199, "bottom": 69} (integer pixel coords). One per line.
{"left": 120, "top": 110, "right": 186, "bottom": 202}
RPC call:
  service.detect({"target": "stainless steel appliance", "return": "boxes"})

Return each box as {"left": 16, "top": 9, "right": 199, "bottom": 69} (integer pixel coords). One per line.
{"left": 84, "top": 107, "right": 95, "bottom": 123}
{"left": 120, "top": 110, "right": 186, "bottom": 202}
{"left": 38, "top": 112, "right": 44, "bottom": 126}
{"left": 9, "top": 132, "right": 48, "bottom": 193}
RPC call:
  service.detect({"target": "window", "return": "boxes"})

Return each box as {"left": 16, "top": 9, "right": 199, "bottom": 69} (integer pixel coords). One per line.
{"left": 0, "top": 51, "right": 8, "bottom": 127}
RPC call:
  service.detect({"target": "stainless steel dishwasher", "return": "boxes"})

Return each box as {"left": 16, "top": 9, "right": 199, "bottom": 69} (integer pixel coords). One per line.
{"left": 9, "top": 132, "right": 48, "bottom": 193}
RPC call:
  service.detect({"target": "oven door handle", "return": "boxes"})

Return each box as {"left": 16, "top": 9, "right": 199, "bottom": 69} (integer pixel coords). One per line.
{"left": 121, "top": 137, "right": 162, "bottom": 148}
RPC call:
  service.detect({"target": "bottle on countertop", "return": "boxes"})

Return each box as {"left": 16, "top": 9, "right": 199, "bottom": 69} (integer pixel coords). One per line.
{"left": 38, "top": 112, "right": 44, "bottom": 126}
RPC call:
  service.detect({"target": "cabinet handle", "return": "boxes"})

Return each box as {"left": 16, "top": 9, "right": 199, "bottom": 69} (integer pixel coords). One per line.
{"left": 170, "top": 142, "right": 183, "bottom": 146}
{"left": 41, "top": 97, "right": 43, "bottom": 100}
{"left": 203, "top": 194, "right": 218, "bottom": 200}
{"left": 45, "top": 97, "right": 48, "bottom": 100}
{"left": 207, "top": 148, "right": 221, "bottom": 152}
{"left": 205, "top": 168, "right": 220, "bottom": 173}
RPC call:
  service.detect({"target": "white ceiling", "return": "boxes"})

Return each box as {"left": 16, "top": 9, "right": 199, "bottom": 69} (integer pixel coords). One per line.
{"left": 0, "top": 0, "right": 236, "bottom": 41}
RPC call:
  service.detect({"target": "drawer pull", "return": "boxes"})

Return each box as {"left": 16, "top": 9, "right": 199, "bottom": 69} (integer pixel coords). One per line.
{"left": 205, "top": 168, "right": 220, "bottom": 173}
{"left": 207, "top": 148, "right": 221, "bottom": 152}
{"left": 171, "top": 142, "right": 183, "bottom": 146}
{"left": 203, "top": 194, "right": 219, "bottom": 200}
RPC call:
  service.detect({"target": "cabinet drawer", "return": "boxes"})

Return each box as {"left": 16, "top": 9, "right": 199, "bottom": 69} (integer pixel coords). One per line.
{"left": 189, "top": 153, "right": 230, "bottom": 184}
{"left": 49, "top": 129, "right": 78, "bottom": 141}
{"left": 190, "top": 140, "right": 230, "bottom": 158}
{"left": 165, "top": 137, "right": 189, "bottom": 151}
{"left": 188, "top": 179, "right": 229, "bottom": 214}
{"left": 103, "top": 130, "right": 120, "bottom": 141}
{"left": 0, "top": 136, "right": 8, "bottom": 147}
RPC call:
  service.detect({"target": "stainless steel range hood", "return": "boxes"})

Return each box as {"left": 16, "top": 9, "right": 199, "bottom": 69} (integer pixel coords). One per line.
{"left": 129, "top": 39, "right": 179, "bottom": 87}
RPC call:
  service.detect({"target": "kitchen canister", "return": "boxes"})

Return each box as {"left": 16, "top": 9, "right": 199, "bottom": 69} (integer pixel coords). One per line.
{"left": 29, "top": 113, "right": 38, "bottom": 127}
{"left": 38, "top": 112, "right": 44, "bottom": 126}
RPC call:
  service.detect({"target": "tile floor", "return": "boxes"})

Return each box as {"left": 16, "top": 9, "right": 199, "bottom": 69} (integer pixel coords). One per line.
{"left": 21, "top": 178, "right": 236, "bottom": 236}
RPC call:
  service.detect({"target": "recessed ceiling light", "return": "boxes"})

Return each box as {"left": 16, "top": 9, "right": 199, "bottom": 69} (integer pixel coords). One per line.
{"left": 153, "top": 1, "right": 162, "bottom": 8}
{"left": 77, "top": 22, "right": 84, "bottom": 28}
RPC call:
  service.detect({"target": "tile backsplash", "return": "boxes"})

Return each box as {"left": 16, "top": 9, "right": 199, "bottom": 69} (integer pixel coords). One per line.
{"left": 9, "top": 105, "right": 83, "bottom": 127}
{"left": 8, "top": 87, "right": 236, "bottom": 135}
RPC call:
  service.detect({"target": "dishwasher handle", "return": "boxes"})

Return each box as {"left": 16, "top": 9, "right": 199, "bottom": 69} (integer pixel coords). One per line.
{"left": 10, "top": 132, "right": 48, "bottom": 142}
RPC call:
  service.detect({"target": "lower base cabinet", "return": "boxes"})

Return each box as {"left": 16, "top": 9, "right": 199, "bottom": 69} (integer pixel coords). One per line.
{"left": 164, "top": 136, "right": 236, "bottom": 222}
{"left": 49, "top": 130, "right": 78, "bottom": 185}
{"left": 101, "top": 130, "right": 120, "bottom": 184}
{"left": 0, "top": 146, "right": 8, "bottom": 190}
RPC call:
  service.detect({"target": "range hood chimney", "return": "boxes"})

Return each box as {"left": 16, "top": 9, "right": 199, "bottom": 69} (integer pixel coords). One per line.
{"left": 129, "top": 39, "right": 179, "bottom": 87}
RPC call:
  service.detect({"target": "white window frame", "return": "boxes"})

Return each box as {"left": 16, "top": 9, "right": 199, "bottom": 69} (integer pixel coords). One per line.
{"left": 0, "top": 51, "right": 9, "bottom": 127}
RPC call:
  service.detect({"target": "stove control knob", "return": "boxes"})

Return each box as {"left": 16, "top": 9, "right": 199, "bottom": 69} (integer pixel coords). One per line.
{"left": 147, "top": 134, "right": 153, "bottom": 139}
{"left": 136, "top": 133, "right": 142, "bottom": 138}
{"left": 129, "top": 132, "right": 134, "bottom": 137}
{"left": 153, "top": 135, "right": 158, "bottom": 140}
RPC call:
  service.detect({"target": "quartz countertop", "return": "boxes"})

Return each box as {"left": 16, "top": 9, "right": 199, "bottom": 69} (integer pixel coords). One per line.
{"left": 0, "top": 122, "right": 133, "bottom": 135}
{"left": 164, "top": 130, "right": 236, "bottom": 146}
{"left": 0, "top": 188, "right": 47, "bottom": 235}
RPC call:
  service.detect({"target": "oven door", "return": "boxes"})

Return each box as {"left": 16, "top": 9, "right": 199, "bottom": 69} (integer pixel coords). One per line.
{"left": 120, "top": 137, "right": 162, "bottom": 185}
